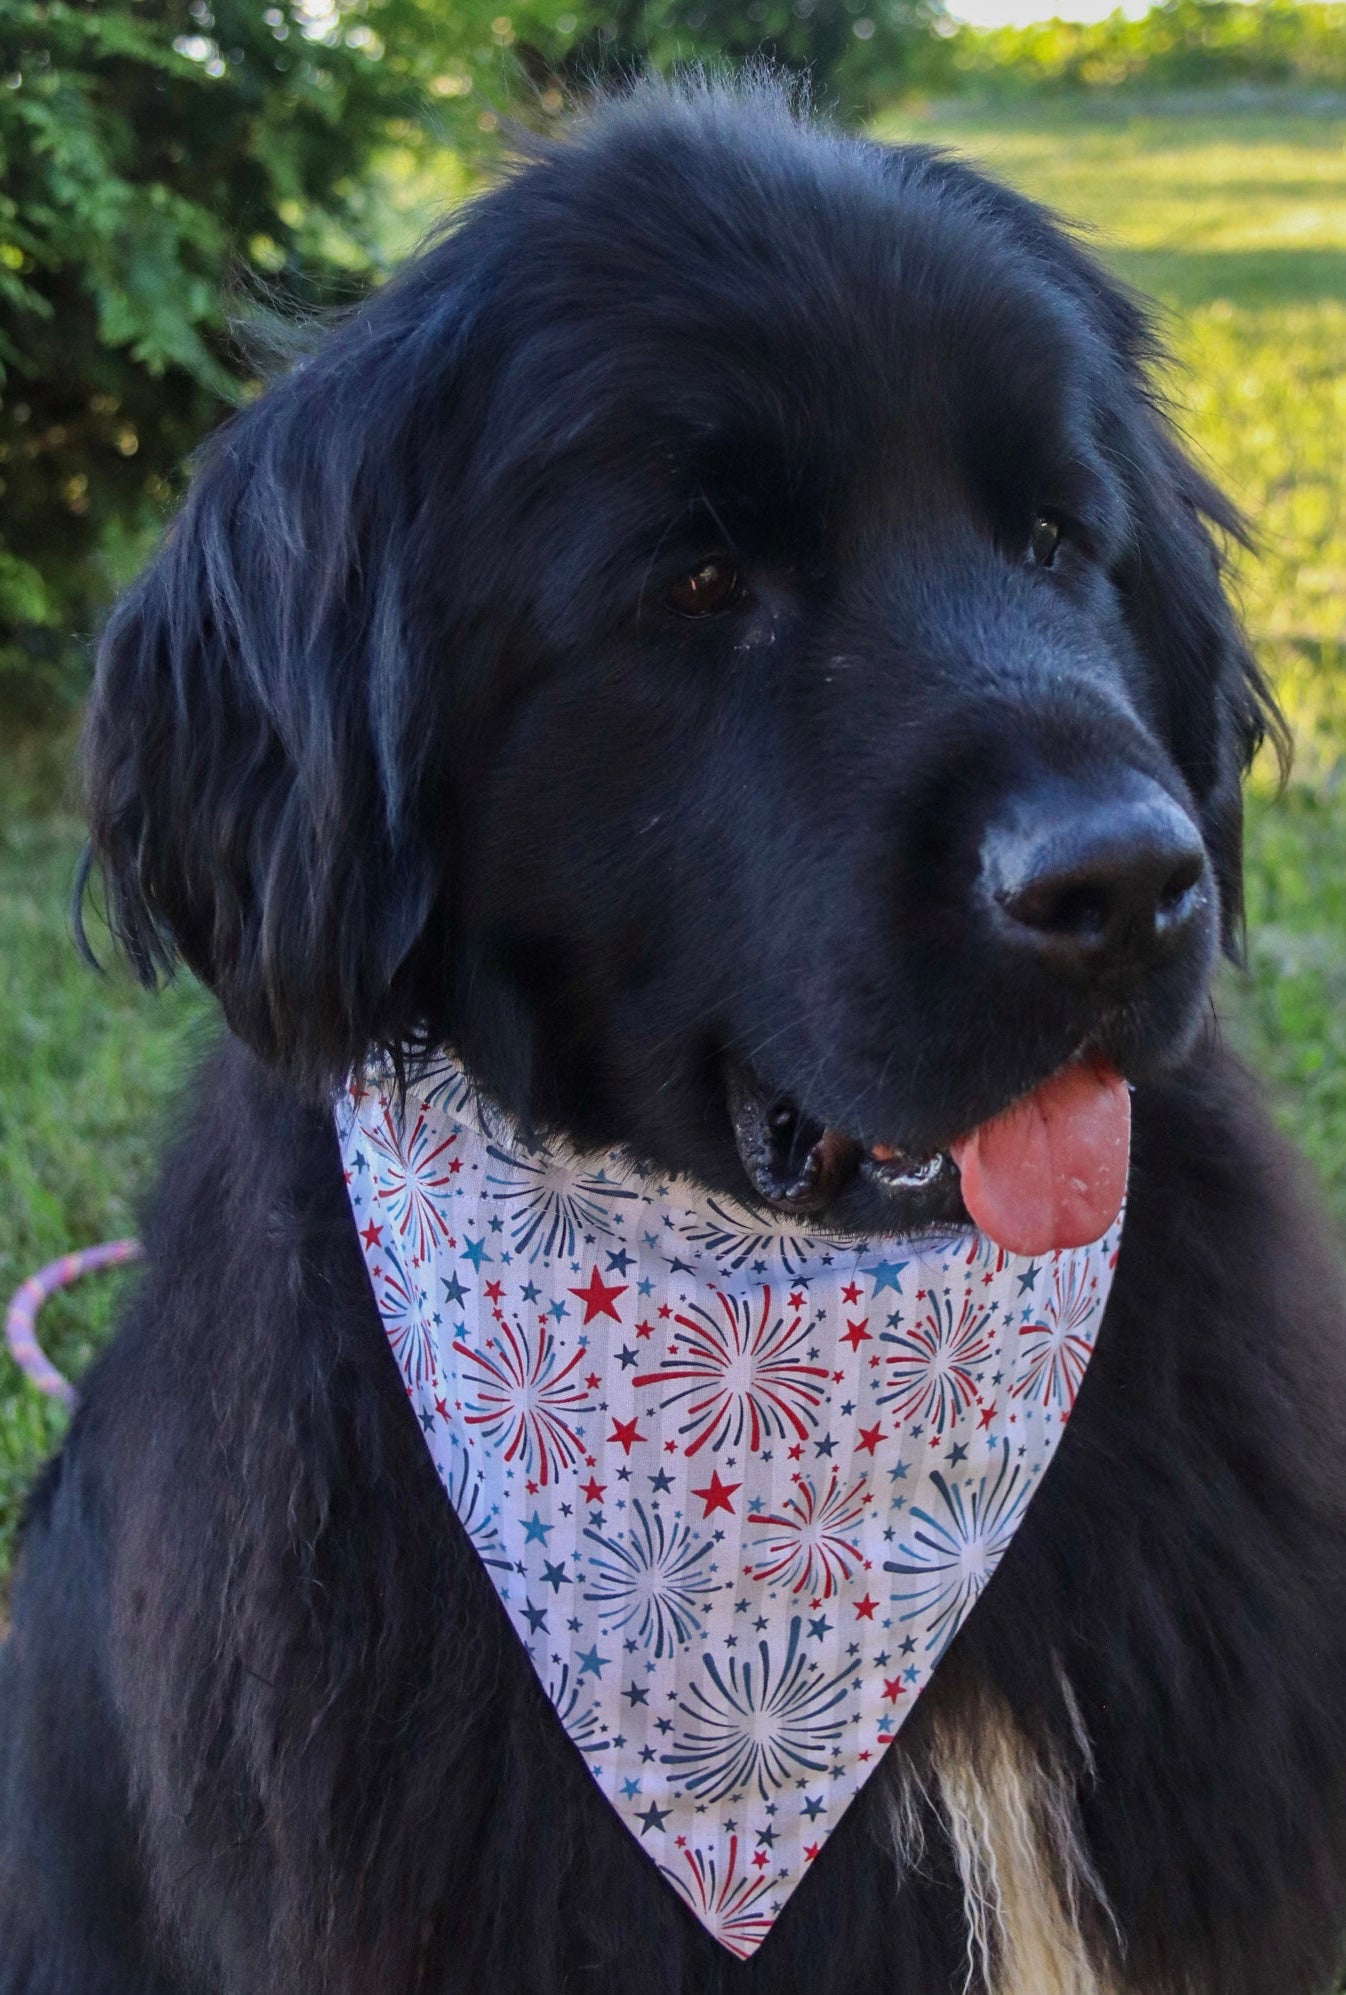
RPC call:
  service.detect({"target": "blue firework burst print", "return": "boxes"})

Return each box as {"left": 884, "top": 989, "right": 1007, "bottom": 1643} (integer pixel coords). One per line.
{"left": 419, "top": 1059, "right": 482, "bottom": 1120}
{"left": 634, "top": 1287, "right": 830, "bottom": 1458}
{"left": 338, "top": 1052, "right": 1122, "bottom": 1960}
{"left": 484, "top": 1145, "right": 638, "bottom": 1260}
{"left": 661, "top": 1616, "right": 856, "bottom": 1802}
{"left": 673, "top": 1196, "right": 825, "bottom": 1276}
{"left": 884, "top": 1443, "right": 1031, "bottom": 1656}
{"left": 582, "top": 1501, "right": 722, "bottom": 1657}
{"left": 445, "top": 1443, "right": 511, "bottom": 1573}
{"left": 546, "top": 1660, "right": 613, "bottom": 1758}
{"left": 877, "top": 1287, "right": 995, "bottom": 1432}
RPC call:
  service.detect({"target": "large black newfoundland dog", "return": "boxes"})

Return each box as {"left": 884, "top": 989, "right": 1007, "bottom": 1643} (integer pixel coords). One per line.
{"left": 3, "top": 79, "right": 1346, "bottom": 1995}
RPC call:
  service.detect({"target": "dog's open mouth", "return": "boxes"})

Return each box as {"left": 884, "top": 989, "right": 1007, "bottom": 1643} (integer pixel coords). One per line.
{"left": 727, "top": 1055, "right": 1131, "bottom": 1254}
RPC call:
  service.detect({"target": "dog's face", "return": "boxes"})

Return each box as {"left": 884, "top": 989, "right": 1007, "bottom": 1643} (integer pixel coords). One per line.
{"left": 84, "top": 86, "right": 1278, "bottom": 1238}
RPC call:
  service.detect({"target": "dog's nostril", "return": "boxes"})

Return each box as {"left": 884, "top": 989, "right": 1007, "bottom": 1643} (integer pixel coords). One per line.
{"left": 768, "top": 1097, "right": 826, "bottom": 1181}
{"left": 1156, "top": 852, "right": 1205, "bottom": 923}
{"left": 1017, "top": 880, "right": 1112, "bottom": 943}
{"left": 984, "top": 779, "right": 1209, "bottom": 979}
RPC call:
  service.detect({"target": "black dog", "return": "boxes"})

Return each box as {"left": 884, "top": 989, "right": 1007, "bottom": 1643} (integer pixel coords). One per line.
{"left": 3, "top": 79, "right": 1345, "bottom": 1995}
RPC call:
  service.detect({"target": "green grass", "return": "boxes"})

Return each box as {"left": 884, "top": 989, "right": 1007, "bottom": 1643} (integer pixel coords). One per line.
{"left": 0, "top": 724, "right": 208, "bottom": 1562}
{"left": 1, "top": 91, "right": 1344, "bottom": 1579}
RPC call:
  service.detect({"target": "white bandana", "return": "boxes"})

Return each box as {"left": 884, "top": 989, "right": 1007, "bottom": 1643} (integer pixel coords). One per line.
{"left": 338, "top": 1058, "right": 1119, "bottom": 1958}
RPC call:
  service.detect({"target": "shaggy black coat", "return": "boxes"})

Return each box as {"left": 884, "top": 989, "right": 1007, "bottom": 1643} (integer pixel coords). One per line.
{"left": 1, "top": 80, "right": 1344, "bottom": 1995}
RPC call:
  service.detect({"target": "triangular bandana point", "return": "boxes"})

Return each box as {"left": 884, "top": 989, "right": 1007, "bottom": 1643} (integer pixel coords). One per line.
{"left": 339, "top": 1059, "right": 1118, "bottom": 1960}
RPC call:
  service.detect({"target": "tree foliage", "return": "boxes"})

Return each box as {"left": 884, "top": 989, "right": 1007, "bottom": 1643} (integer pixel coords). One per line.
{"left": 0, "top": 0, "right": 948, "bottom": 711}
{"left": 0, "top": 0, "right": 458, "bottom": 709}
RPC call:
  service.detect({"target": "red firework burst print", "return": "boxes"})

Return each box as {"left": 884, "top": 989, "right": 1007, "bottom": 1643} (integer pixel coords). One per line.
{"left": 878, "top": 1289, "right": 995, "bottom": 1433}
{"left": 634, "top": 1287, "right": 830, "bottom": 1458}
{"left": 452, "top": 1317, "right": 594, "bottom": 1485}
{"left": 1012, "top": 1256, "right": 1099, "bottom": 1412}
{"left": 363, "top": 1099, "right": 459, "bottom": 1266}
{"left": 745, "top": 1470, "right": 871, "bottom": 1597}
{"left": 661, "top": 1835, "right": 776, "bottom": 1960}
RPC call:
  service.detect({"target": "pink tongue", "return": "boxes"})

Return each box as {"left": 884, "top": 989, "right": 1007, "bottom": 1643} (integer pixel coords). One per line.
{"left": 950, "top": 1060, "right": 1131, "bottom": 1257}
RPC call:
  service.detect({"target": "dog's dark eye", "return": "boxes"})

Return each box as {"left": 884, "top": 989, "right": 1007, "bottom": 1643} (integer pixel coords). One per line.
{"left": 1028, "top": 516, "right": 1062, "bottom": 568}
{"left": 667, "top": 559, "right": 744, "bottom": 617}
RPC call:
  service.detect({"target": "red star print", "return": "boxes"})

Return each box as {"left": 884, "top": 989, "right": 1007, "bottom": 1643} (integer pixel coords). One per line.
{"left": 857, "top": 1422, "right": 884, "bottom": 1455}
{"left": 804, "top": 1843, "right": 820, "bottom": 1861}
{"left": 585, "top": 1372, "right": 602, "bottom": 1389}
{"left": 788, "top": 1443, "right": 804, "bottom": 1461}
{"left": 882, "top": 1677, "right": 905, "bottom": 1704}
{"left": 752, "top": 1850, "right": 769, "bottom": 1869}
{"left": 570, "top": 1267, "right": 627, "bottom": 1323}
{"left": 854, "top": 1593, "right": 878, "bottom": 1621}
{"left": 691, "top": 1470, "right": 741, "bottom": 1517}
{"left": 359, "top": 1220, "right": 382, "bottom": 1249}
{"left": 484, "top": 1280, "right": 504, "bottom": 1303}
{"left": 842, "top": 1280, "right": 861, "bottom": 1304}
{"left": 609, "top": 1417, "right": 646, "bottom": 1456}
{"left": 979, "top": 1402, "right": 998, "bottom": 1428}
{"left": 636, "top": 1319, "right": 655, "bottom": 1339}
{"left": 789, "top": 1290, "right": 806, "bottom": 1309}
{"left": 841, "top": 1318, "right": 871, "bottom": 1351}
{"left": 434, "top": 1396, "right": 449, "bottom": 1422}
{"left": 580, "top": 1476, "right": 606, "bottom": 1504}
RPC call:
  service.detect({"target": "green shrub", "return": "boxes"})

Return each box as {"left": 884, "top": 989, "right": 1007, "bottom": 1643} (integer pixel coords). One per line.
{"left": 937, "top": 0, "right": 1346, "bottom": 101}
{"left": 0, "top": 0, "right": 463, "bottom": 715}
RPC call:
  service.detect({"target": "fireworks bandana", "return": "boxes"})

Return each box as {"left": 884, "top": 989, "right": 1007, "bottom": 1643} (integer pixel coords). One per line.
{"left": 338, "top": 1057, "right": 1119, "bottom": 1959}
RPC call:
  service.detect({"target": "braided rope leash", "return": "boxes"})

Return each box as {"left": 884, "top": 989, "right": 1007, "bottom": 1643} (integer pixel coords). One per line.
{"left": 4, "top": 1240, "right": 142, "bottom": 1410}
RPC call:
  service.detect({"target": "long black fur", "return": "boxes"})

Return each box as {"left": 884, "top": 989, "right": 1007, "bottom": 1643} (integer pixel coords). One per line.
{"left": 2, "top": 79, "right": 1344, "bottom": 1995}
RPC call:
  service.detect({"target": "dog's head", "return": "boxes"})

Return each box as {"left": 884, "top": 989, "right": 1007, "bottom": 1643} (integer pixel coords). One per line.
{"left": 83, "top": 81, "right": 1282, "bottom": 1238}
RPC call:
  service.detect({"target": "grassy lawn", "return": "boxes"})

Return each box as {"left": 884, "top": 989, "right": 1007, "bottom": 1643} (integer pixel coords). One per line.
{"left": 1, "top": 91, "right": 1343, "bottom": 1579}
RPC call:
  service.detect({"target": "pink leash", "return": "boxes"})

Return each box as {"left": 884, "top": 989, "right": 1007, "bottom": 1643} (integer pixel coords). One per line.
{"left": 4, "top": 1240, "right": 142, "bottom": 1409}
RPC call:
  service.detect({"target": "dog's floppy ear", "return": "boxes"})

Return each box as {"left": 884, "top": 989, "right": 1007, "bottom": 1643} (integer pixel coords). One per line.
{"left": 1106, "top": 414, "right": 1287, "bottom": 957}
{"left": 80, "top": 266, "right": 474, "bottom": 1089}
{"left": 889, "top": 150, "right": 1285, "bottom": 954}
{"left": 935, "top": 161, "right": 1284, "bottom": 954}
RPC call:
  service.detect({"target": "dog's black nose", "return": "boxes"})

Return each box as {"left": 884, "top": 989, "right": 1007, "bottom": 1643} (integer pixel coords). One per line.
{"left": 981, "top": 778, "right": 1209, "bottom": 980}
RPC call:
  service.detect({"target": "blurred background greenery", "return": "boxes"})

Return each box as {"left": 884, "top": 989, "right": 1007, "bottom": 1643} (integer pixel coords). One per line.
{"left": 0, "top": 0, "right": 1343, "bottom": 1572}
